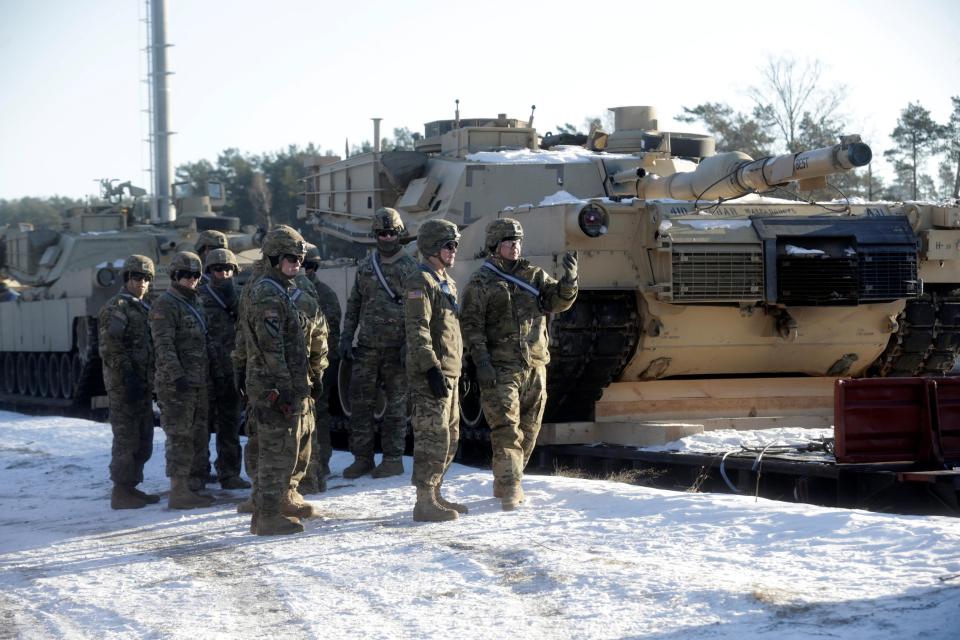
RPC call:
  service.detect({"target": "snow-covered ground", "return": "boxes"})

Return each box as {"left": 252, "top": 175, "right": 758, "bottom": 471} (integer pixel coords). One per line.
{"left": 2, "top": 410, "right": 959, "bottom": 639}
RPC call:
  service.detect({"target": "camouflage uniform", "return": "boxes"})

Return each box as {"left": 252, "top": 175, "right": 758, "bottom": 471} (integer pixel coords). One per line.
{"left": 341, "top": 209, "right": 417, "bottom": 474}
{"left": 194, "top": 229, "right": 229, "bottom": 286}
{"left": 198, "top": 248, "right": 244, "bottom": 487}
{"left": 149, "top": 258, "right": 211, "bottom": 486}
{"left": 98, "top": 255, "right": 156, "bottom": 507}
{"left": 290, "top": 273, "right": 329, "bottom": 493}
{"left": 237, "top": 226, "right": 311, "bottom": 535}
{"left": 306, "top": 268, "right": 342, "bottom": 478}
{"left": 460, "top": 218, "right": 578, "bottom": 504}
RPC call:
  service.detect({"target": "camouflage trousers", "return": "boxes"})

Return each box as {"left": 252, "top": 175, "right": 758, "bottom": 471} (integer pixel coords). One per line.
{"left": 107, "top": 386, "right": 154, "bottom": 486}
{"left": 480, "top": 365, "right": 546, "bottom": 487}
{"left": 305, "top": 363, "right": 337, "bottom": 481}
{"left": 410, "top": 372, "right": 460, "bottom": 488}
{"left": 158, "top": 385, "right": 209, "bottom": 479}
{"left": 251, "top": 396, "right": 310, "bottom": 514}
{"left": 290, "top": 398, "right": 315, "bottom": 490}
{"left": 348, "top": 346, "right": 407, "bottom": 459}
{"left": 210, "top": 384, "right": 243, "bottom": 481}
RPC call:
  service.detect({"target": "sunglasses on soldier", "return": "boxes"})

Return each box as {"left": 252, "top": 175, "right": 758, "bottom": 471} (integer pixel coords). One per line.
{"left": 128, "top": 272, "right": 152, "bottom": 282}
{"left": 377, "top": 229, "right": 398, "bottom": 238}
{"left": 282, "top": 254, "right": 304, "bottom": 264}
{"left": 442, "top": 240, "right": 459, "bottom": 251}
{"left": 210, "top": 265, "right": 233, "bottom": 273}
{"left": 303, "top": 261, "right": 319, "bottom": 271}
{"left": 177, "top": 270, "right": 202, "bottom": 280}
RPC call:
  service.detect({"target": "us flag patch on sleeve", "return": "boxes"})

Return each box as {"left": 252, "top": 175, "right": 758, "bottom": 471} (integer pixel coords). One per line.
{"left": 407, "top": 290, "right": 423, "bottom": 299}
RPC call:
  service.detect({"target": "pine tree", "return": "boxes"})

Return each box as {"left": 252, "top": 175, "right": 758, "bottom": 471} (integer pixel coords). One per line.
{"left": 884, "top": 102, "right": 943, "bottom": 200}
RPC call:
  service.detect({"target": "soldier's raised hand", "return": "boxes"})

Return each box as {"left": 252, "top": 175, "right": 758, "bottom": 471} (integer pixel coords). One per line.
{"left": 562, "top": 250, "right": 578, "bottom": 282}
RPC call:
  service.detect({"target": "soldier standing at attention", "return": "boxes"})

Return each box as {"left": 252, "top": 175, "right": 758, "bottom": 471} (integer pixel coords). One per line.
{"left": 404, "top": 220, "right": 466, "bottom": 522}
{"left": 194, "top": 230, "right": 229, "bottom": 284}
{"left": 238, "top": 226, "right": 311, "bottom": 536}
{"left": 199, "top": 248, "right": 250, "bottom": 490}
{"left": 302, "top": 245, "right": 342, "bottom": 491}
{"left": 150, "top": 251, "right": 215, "bottom": 510}
{"left": 98, "top": 255, "right": 158, "bottom": 509}
{"left": 460, "top": 218, "right": 578, "bottom": 511}
{"left": 338, "top": 207, "right": 417, "bottom": 479}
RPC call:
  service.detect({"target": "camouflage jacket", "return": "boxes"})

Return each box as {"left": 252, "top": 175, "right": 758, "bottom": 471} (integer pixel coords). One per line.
{"left": 231, "top": 260, "right": 265, "bottom": 377}
{"left": 342, "top": 251, "right": 417, "bottom": 349}
{"left": 149, "top": 283, "right": 209, "bottom": 386}
{"left": 460, "top": 256, "right": 577, "bottom": 370}
{"left": 403, "top": 264, "right": 462, "bottom": 377}
{"left": 98, "top": 291, "right": 155, "bottom": 391}
{"left": 237, "top": 265, "right": 310, "bottom": 404}
{"left": 199, "top": 279, "right": 239, "bottom": 386}
{"left": 294, "top": 274, "right": 329, "bottom": 386}
{"left": 307, "top": 272, "right": 342, "bottom": 358}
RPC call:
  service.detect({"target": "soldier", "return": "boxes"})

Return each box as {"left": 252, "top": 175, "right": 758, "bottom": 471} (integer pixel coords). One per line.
{"left": 302, "top": 244, "right": 341, "bottom": 490}
{"left": 98, "top": 255, "right": 158, "bottom": 509}
{"left": 338, "top": 207, "right": 417, "bottom": 479}
{"left": 286, "top": 271, "right": 329, "bottom": 508}
{"left": 194, "top": 230, "right": 229, "bottom": 285}
{"left": 199, "top": 248, "right": 250, "bottom": 490}
{"left": 460, "top": 218, "right": 578, "bottom": 511}
{"left": 237, "top": 226, "right": 312, "bottom": 536}
{"left": 150, "top": 251, "right": 215, "bottom": 510}
{"left": 404, "top": 219, "right": 465, "bottom": 522}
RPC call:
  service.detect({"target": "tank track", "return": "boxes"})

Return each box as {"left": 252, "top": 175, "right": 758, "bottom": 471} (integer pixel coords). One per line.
{"left": 869, "top": 288, "right": 960, "bottom": 377}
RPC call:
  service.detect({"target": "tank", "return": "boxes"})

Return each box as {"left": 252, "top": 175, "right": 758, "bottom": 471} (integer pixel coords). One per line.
{"left": 0, "top": 179, "right": 261, "bottom": 409}
{"left": 300, "top": 105, "right": 960, "bottom": 428}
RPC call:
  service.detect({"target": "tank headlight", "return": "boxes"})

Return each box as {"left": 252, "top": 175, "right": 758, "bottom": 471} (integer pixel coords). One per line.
{"left": 578, "top": 204, "right": 609, "bottom": 238}
{"left": 95, "top": 267, "right": 116, "bottom": 288}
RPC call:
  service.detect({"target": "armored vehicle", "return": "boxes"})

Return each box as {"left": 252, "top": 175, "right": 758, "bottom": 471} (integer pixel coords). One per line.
{"left": 0, "top": 180, "right": 260, "bottom": 409}
{"left": 301, "top": 105, "right": 960, "bottom": 428}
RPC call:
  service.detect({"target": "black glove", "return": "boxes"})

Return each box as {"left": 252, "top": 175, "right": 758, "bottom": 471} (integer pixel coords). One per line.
{"left": 124, "top": 373, "right": 144, "bottom": 403}
{"left": 562, "top": 250, "right": 578, "bottom": 283}
{"left": 174, "top": 376, "right": 191, "bottom": 393}
{"left": 338, "top": 335, "right": 354, "bottom": 361}
{"left": 475, "top": 358, "right": 497, "bottom": 389}
{"left": 270, "top": 388, "right": 297, "bottom": 419}
{"left": 234, "top": 368, "right": 246, "bottom": 396}
{"left": 426, "top": 367, "right": 450, "bottom": 399}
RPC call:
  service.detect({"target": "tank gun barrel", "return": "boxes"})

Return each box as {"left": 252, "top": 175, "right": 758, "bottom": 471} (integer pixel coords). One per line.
{"left": 640, "top": 138, "right": 872, "bottom": 201}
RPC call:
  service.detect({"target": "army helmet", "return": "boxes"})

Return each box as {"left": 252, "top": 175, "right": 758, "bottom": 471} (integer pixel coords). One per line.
{"left": 371, "top": 207, "right": 405, "bottom": 236}
{"left": 304, "top": 243, "right": 321, "bottom": 263}
{"left": 417, "top": 219, "right": 460, "bottom": 257}
{"left": 194, "top": 229, "right": 228, "bottom": 256}
{"left": 485, "top": 217, "right": 524, "bottom": 252}
{"left": 169, "top": 251, "right": 202, "bottom": 275}
{"left": 122, "top": 254, "right": 156, "bottom": 279}
{"left": 204, "top": 248, "right": 238, "bottom": 273}
{"left": 261, "top": 225, "right": 306, "bottom": 258}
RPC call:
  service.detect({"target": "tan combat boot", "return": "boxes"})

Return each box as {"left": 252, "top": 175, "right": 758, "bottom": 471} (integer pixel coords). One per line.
{"left": 371, "top": 456, "right": 404, "bottom": 479}
{"left": 236, "top": 497, "right": 255, "bottom": 514}
{"left": 435, "top": 482, "right": 468, "bottom": 515}
{"left": 130, "top": 486, "right": 160, "bottom": 504}
{"left": 169, "top": 476, "right": 213, "bottom": 510}
{"left": 342, "top": 456, "right": 375, "bottom": 479}
{"left": 111, "top": 484, "right": 147, "bottom": 510}
{"left": 282, "top": 489, "right": 317, "bottom": 519}
{"left": 413, "top": 486, "right": 458, "bottom": 523}
{"left": 254, "top": 494, "right": 304, "bottom": 536}
{"left": 493, "top": 481, "right": 524, "bottom": 503}
{"left": 500, "top": 482, "right": 523, "bottom": 512}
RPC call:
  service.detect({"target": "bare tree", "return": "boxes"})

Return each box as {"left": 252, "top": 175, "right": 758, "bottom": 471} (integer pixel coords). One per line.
{"left": 747, "top": 57, "right": 846, "bottom": 153}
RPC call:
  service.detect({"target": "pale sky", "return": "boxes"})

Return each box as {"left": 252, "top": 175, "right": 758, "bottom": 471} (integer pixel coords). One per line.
{"left": 0, "top": 0, "right": 958, "bottom": 200}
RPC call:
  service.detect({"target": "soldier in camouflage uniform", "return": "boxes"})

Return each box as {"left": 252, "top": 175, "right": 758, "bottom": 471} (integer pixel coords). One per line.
{"left": 286, "top": 272, "right": 328, "bottom": 509}
{"left": 460, "top": 218, "right": 578, "bottom": 511}
{"left": 303, "top": 244, "right": 342, "bottom": 490}
{"left": 404, "top": 220, "right": 466, "bottom": 522}
{"left": 150, "top": 251, "right": 216, "bottom": 510}
{"left": 237, "top": 226, "right": 312, "bottom": 536}
{"left": 199, "top": 248, "right": 250, "bottom": 490}
{"left": 339, "top": 207, "right": 417, "bottom": 479}
{"left": 194, "top": 230, "right": 229, "bottom": 284}
{"left": 98, "top": 255, "right": 158, "bottom": 509}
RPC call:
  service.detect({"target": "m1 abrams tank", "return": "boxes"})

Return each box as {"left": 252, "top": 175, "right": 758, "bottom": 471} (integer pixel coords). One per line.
{"left": 301, "top": 105, "right": 960, "bottom": 428}
{"left": 0, "top": 180, "right": 260, "bottom": 410}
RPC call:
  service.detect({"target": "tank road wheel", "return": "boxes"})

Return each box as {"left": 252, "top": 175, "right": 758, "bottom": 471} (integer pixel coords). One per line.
{"left": 60, "top": 353, "right": 76, "bottom": 399}
{"left": 26, "top": 353, "right": 39, "bottom": 396}
{"left": 336, "top": 359, "right": 387, "bottom": 420}
{"left": 36, "top": 354, "right": 50, "bottom": 397}
{"left": 1, "top": 353, "right": 15, "bottom": 394}
{"left": 47, "top": 353, "right": 62, "bottom": 399}
{"left": 16, "top": 353, "right": 29, "bottom": 395}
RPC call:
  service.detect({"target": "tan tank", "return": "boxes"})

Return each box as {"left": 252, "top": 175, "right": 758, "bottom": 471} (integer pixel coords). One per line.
{"left": 301, "top": 105, "right": 960, "bottom": 427}
{"left": 0, "top": 179, "right": 261, "bottom": 408}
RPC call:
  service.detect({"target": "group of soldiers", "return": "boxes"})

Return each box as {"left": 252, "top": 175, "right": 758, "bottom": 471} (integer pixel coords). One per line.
{"left": 99, "top": 207, "right": 577, "bottom": 535}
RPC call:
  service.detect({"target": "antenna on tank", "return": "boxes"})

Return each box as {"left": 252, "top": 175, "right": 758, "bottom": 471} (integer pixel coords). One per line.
{"left": 454, "top": 99, "right": 460, "bottom": 129}
{"left": 528, "top": 104, "right": 536, "bottom": 128}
